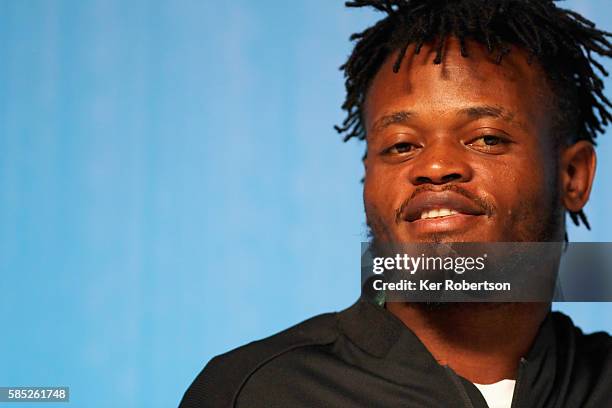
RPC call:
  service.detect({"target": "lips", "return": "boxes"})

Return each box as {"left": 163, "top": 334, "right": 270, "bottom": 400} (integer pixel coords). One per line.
{"left": 402, "top": 191, "right": 488, "bottom": 223}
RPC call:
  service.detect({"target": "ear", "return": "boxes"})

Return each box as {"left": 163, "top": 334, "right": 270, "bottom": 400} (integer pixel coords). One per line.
{"left": 560, "top": 141, "right": 596, "bottom": 213}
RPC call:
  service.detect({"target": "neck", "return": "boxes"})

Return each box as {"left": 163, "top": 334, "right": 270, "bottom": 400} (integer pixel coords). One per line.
{"left": 385, "top": 302, "right": 550, "bottom": 384}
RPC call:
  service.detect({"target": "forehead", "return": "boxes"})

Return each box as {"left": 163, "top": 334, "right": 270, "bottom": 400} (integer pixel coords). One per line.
{"left": 363, "top": 38, "right": 552, "bottom": 134}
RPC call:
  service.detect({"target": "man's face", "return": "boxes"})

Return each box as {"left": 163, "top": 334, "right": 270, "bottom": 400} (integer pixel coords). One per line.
{"left": 363, "top": 38, "right": 564, "bottom": 243}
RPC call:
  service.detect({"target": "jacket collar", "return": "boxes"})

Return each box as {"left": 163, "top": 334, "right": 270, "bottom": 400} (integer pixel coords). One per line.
{"left": 337, "top": 297, "right": 405, "bottom": 358}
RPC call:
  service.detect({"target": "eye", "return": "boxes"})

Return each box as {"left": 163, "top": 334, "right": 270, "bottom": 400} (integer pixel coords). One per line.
{"left": 485, "top": 136, "right": 501, "bottom": 145}
{"left": 467, "top": 134, "right": 510, "bottom": 153}
{"left": 385, "top": 142, "right": 416, "bottom": 155}
{"left": 473, "top": 135, "right": 501, "bottom": 146}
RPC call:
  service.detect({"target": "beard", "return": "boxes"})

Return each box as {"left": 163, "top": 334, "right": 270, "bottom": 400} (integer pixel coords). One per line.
{"left": 364, "top": 185, "right": 564, "bottom": 310}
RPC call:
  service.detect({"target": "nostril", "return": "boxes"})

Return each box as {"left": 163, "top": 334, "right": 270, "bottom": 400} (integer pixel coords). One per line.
{"left": 441, "top": 173, "right": 462, "bottom": 183}
{"left": 415, "top": 173, "right": 462, "bottom": 185}
{"left": 415, "top": 176, "right": 432, "bottom": 184}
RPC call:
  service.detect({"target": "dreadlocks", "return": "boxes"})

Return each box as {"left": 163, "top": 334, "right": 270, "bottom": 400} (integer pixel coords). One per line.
{"left": 336, "top": 0, "right": 612, "bottom": 229}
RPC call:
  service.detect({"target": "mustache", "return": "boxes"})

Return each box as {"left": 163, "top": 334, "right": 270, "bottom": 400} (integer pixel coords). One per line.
{"left": 394, "top": 184, "right": 496, "bottom": 225}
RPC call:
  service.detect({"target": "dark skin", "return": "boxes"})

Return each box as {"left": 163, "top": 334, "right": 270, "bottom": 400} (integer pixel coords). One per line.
{"left": 363, "top": 38, "right": 596, "bottom": 384}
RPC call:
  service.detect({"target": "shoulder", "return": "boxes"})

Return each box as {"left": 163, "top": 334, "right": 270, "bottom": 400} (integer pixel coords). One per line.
{"left": 550, "top": 311, "right": 612, "bottom": 400}
{"left": 551, "top": 311, "right": 612, "bottom": 356}
{"left": 179, "top": 311, "right": 340, "bottom": 408}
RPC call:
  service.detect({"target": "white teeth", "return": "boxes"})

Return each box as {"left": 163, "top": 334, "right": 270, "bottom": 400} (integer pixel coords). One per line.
{"left": 438, "top": 208, "right": 451, "bottom": 217}
{"left": 420, "top": 208, "right": 459, "bottom": 220}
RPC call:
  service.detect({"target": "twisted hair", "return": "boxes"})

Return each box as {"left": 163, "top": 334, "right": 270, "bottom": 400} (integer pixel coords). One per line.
{"left": 336, "top": 0, "right": 612, "bottom": 229}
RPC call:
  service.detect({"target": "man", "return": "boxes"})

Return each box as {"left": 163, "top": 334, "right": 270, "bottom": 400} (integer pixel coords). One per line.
{"left": 181, "top": 1, "right": 612, "bottom": 407}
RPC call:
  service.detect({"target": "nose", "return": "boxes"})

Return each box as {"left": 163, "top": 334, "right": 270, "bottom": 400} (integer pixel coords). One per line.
{"left": 408, "top": 141, "right": 473, "bottom": 186}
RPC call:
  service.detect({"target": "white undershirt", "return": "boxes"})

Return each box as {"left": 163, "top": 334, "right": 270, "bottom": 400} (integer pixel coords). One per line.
{"left": 473, "top": 379, "right": 516, "bottom": 408}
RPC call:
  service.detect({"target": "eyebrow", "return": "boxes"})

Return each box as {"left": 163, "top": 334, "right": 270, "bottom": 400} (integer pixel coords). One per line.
{"left": 457, "top": 105, "right": 516, "bottom": 123}
{"left": 371, "top": 110, "right": 415, "bottom": 132}
{"left": 370, "top": 105, "right": 519, "bottom": 133}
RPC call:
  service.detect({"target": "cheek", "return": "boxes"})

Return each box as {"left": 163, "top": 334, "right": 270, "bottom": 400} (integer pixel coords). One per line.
{"left": 364, "top": 163, "right": 404, "bottom": 211}
{"left": 363, "top": 176, "right": 391, "bottom": 240}
{"left": 363, "top": 164, "right": 407, "bottom": 232}
{"left": 363, "top": 171, "right": 385, "bottom": 217}
{"left": 478, "top": 153, "right": 555, "bottom": 221}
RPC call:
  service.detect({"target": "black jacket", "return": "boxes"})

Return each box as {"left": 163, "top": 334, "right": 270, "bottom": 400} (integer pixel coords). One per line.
{"left": 180, "top": 299, "right": 612, "bottom": 407}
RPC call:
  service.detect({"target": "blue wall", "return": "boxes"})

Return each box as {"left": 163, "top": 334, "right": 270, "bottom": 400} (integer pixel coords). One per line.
{"left": 0, "top": 1, "right": 610, "bottom": 407}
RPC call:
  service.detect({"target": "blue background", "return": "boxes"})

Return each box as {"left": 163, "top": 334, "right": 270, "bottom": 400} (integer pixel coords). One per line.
{"left": 0, "top": 1, "right": 610, "bottom": 407}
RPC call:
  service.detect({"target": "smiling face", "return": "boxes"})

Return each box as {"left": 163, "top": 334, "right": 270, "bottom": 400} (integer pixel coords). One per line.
{"left": 363, "top": 38, "right": 568, "bottom": 244}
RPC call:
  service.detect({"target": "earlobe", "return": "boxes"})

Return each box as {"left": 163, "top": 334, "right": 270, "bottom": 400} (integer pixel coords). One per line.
{"left": 561, "top": 141, "right": 597, "bottom": 213}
